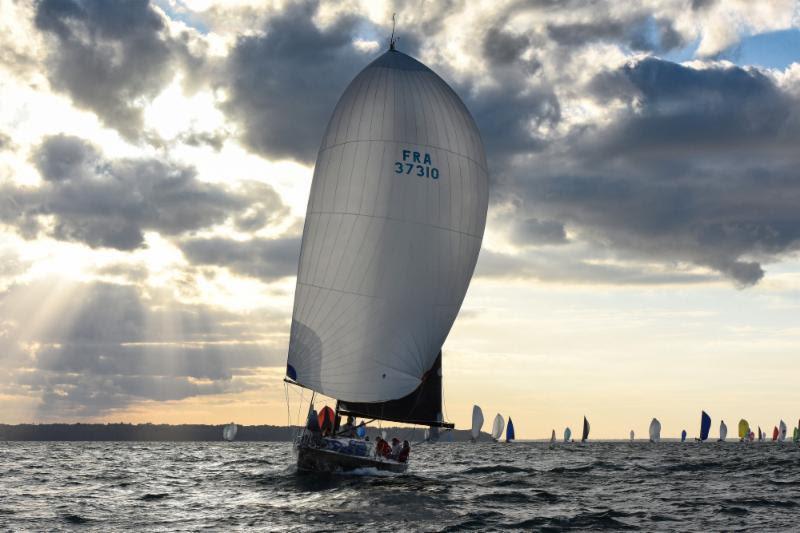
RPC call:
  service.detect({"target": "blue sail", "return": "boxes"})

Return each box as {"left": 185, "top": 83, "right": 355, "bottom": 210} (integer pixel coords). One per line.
{"left": 681, "top": 429, "right": 687, "bottom": 442}
{"left": 700, "top": 411, "right": 711, "bottom": 441}
{"left": 506, "top": 417, "right": 515, "bottom": 442}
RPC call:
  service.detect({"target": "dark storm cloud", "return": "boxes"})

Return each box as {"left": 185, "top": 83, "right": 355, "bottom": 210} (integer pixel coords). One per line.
{"left": 33, "top": 0, "right": 199, "bottom": 139}
{"left": 513, "top": 218, "right": 568, "bottom": 245}
{"left": 0, "top": 280, "right": 287, "bottom": 416}
{"left": 224, "top": 1, "right": 371, "bottom": 163}
{"left": 180, "top": 236, "right": 300, "bottom": 282}
{"left": 2, "top": 134, "right": 286, "bottom": 250}
{"left": 547, "top": 16, "right": 686, "bottom": 52}
{"left": 510, "top": 58, "right": 800, "bottom": 286}
{"left": 483, "top": 26, "right": 531, "bottom": 65}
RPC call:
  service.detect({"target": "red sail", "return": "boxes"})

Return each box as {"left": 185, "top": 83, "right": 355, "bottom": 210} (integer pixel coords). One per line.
{"left": 773, "top": 426, "right": 779, "bottom": 441}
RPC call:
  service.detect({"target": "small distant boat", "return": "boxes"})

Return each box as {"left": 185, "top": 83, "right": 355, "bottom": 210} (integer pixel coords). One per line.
{"left": 738, "top": 419, "right": 749, "bottom": 442}
{"left": 471, "top": 405, "right": 484, "bottom": 443}
{"left": 779, "top": 420, "right": 787, "bottom": 441}
{"left": 550, "top": 430, "right": 556, "bottom": 445}
{"left": 697, "top": 410, "right": 711, "bottom": 442}
{"left": 718, "top": 420, "right": 727, "bottom": 442}
{"left": 772, "top": 426, "right": 779, "bottom": 441}
{"left": 222, "top": 422, "right": 238, "bottom": 442}
{"left": 758, "top": 426, "right": 764, "bottom": 441}
{"left": 506, "top": 417, "right": 515, "bottom": 443}
{"left": 564, "top": 427, "right": 572, "bottom": 442}
{"left": 793, "top": 427, "right": 799, "bottom": 443}
{"left": 649, "top": 418, "right": 661, "bottom": 443}
{"left": 581, "top": 416, "right": 590, "bottom": 443}
{"left": 630, "top": 430, "right": 635, "bottom": 442}
{"left": 491, "top": 414, "right": 505, "bottom": 442}
{"left": 681, "top": 429, "right": 687, "bottom": 442}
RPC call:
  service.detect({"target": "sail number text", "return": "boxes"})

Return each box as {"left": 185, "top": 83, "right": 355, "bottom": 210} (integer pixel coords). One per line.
{"left": 394, "top": 150, "right": 439, "bottom": 179}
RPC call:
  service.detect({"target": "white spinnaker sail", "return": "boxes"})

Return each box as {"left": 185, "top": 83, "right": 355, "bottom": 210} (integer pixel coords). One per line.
{"left": 491, "top": 414, "right": 505, "bottom": 440}
{"left": 471, "top": 405, "right": 484, "bottom": 440}
{"left": 779, "top": 420, "right": 787, "bottom": 441}
{"left": 286, "top": 49, "right": 489, "bottom": 403}
{"left": 719, "top": 421, "right": 728, "bottom": 441}
{"left": 223, "top": 423, "right": 237, "bottom": 441}
{"left": 649, "top": 418, "right": 661, "bottom": 442}
{"left": 564, "top": 427, "right": 572, "bottom": 442}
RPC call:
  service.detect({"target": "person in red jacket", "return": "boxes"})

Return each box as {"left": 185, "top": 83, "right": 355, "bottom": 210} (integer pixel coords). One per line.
{"left": 375, "top": 437, "right": 392, "bottom": 459}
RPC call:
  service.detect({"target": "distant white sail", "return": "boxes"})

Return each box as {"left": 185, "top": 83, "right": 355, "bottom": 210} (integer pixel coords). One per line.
{"left": 491, "top": 414, "right": 505, "bottom": 441}
{"left": 719, "top": 420, "right": 727, "bottom": 442}
{"left": 471, "top": 405, "right": 484, "bottom": 441}
{"left": 779, "top": 420, "right": 787, "bottom": 441}
{"left": 630, "top": 430, "right": 634, "bottom": 442}
{"left": 564, "top": 427, "right": 572, "bottom": 442}
{"left": 286, "top": 50, "right": 489, "bottom": 404}
{"left": 649, "top": 418, "right": 661, "bottom": 442}
{"left": 222, "top": 422, "right": 237, "bottom": 442}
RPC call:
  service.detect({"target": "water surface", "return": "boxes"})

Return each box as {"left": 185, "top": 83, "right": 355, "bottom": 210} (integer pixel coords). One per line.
{"left": 1, "top": 441, "right": 798, "bottom": 530}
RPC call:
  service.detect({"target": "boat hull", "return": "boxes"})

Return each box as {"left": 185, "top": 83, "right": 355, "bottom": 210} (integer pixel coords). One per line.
{"left": 296, "top": 445, "right": 407, "bottom": 473}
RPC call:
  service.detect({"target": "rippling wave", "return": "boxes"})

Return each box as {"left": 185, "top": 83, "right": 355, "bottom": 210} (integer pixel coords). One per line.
{"left": 1, "top": 441, "right": 799, "bottom": 530}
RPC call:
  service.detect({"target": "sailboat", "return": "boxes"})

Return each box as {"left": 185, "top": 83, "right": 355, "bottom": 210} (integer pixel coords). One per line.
{"left": 471, "top": 405, "right": 484, "bottom": 443}
{"left": 285, "top": 36, "right": 489, "bottom": 474}
{"left": 779, "top": 420, "right": 787, "bottom": 441}
{"left": 718, "top": 420, "right": 727, "bottom": 442}
{"left": 738, "top": 419, "right": 749, "bottom": 442}
{"left": 758, "top": 426, "right": 763, "bottom": 441}
{"left": 630, "top": 430, "right": 634, "bottom": 442}
{"left": 697, "top": 410, "right": 711, "bottom": 442}
{"left": 681, "top": 429, "right": 687, "bottom": 442}
{"left": 648, "top": 418, "right": 661, "bottom": 443}
{"left": 564, "top": 427, "right": 572, "bottom": 443}
{"left": 793, "top": 427, "right": 799, "bottom": 443}
{"left": 222, "top": 422, "right": 238, "bottom": 442}
{"left": 772, "top": 426, "right": 779, "bottom": 441}
{"left": 550, "top": 430, "right": 556, "bottom": 445}
{"left": 506, "top": 418, "right": 516, "bottom": 443}
{"left": 491, "top": 414, "right": 505, "bottom": 442}
{"left": 581, "top": 416, "right": 590, "bottom": 443}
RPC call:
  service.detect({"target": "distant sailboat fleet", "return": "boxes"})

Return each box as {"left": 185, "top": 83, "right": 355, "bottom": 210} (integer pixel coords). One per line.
{"left": 462, "top": 409, "right": 800, "bottom": 443}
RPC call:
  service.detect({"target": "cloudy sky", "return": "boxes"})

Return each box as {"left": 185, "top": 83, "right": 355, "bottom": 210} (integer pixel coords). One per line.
{"left": 2, "top": 0, "right": 800, "bottom": 438}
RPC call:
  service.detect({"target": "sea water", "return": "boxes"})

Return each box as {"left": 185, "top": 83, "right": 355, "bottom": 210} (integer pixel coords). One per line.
{"left": 1, "top": 441, "right": 798, "bottom": 530}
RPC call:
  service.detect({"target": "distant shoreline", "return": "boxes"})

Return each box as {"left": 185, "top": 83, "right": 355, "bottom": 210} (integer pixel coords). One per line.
{"left": 0, "top": 423, "right": 480, "bottom": 442}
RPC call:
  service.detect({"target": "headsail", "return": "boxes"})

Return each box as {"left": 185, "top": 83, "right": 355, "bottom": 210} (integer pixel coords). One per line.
{"left": 471, "top": 405, "right": 484, "bottom": 441}
{"left": 338, "top": 353, "right": 451, "bottom": 427}
{"left": 581, "top": 416, "right": 590, "bottom": 443}
{"left": 699, "top": 411, "right": 711, "bottom": 441}
{"left": 506, "top": 417, "right": 515, "bottom": 442}
{"left": 491, "top": 414, "right": 505, "bottom": 441}
{"left": 719, "top": 420, "right": 727, "bottom": 442}
{"left": 649, "top": 418, "right": 661, "bottom": 442}
{"left": 779, "top": 420, "right": 787, "bottom": 441}
{"left": 285, "top": 47, "right": 489, "bottom": 427}
{"left": 564, "top": 427, "right": 572, "bottom": 442}
{"left": 681, "top": 429, "right": 687, "bottom": 442}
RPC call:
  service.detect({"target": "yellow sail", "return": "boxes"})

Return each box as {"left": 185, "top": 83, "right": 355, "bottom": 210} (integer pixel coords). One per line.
{"left": 738, "top": 419, "right": 749, "bottom": 440}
